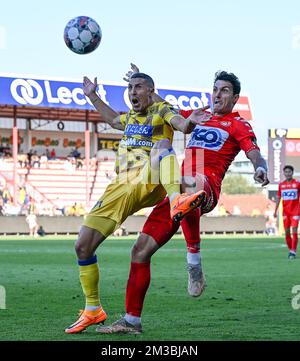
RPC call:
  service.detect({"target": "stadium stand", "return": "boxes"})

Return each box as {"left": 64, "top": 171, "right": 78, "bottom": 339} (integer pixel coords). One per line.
{"left": 0, "top": 157, "right": 115, "bottom": 212}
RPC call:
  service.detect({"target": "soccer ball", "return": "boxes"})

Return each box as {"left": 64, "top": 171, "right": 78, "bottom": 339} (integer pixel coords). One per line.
{"left": 64, "top": 16, "right": 102, "bottom": 54}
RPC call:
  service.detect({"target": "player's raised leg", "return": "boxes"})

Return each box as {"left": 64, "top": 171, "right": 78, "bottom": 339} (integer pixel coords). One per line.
{"left": 150, "top": 139, "right": 206, "bottom": 222}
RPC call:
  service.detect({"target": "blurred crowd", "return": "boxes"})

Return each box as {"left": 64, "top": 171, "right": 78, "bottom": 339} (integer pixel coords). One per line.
{"left": 0, "top": 183, "right": 87, "bottom": 217}
{"left": 16, "top": 147, "right": 95, "bottom": 171}
{"left": 0, "top": 147, "right": 279, "bottom": 236}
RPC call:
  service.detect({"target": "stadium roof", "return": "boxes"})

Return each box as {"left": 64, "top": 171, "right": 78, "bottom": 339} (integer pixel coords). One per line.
{"left": 0, "top": 104, "right": 103, "bottom": 123}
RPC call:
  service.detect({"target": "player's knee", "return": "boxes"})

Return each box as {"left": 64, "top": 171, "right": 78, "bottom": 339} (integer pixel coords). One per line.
{"left": 75, "top": 240, "right": 88, "bottom": 259}
{"left": 182, "top": 175, "right": 197, "bottom": 193}
{"left": 75, "top": 225, "right": 104, "bottom": 259}
{"left": 131, "top": 243, "right": 150, "bottom": 261}
{"left": 75, "top": 237, "right": 93, "bottom": 259}
{"left": 131, "top": 233, "right": 159, "bottom": 262}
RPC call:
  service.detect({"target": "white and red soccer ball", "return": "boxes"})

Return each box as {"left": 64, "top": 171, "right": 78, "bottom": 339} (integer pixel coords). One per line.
{"left": 64, "top": 16, "right": 102, "bottom": 55}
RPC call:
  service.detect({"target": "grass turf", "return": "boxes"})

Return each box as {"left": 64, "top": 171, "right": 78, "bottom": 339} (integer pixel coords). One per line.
{"left": 0, "top": 234, "right": 299, "bottom": 341}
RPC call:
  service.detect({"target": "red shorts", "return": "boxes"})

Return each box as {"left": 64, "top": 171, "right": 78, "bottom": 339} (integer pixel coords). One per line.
{"left": 142, "top": 174, "right": 219, "bottom": 246}
{"left": 283, "top": 215, "right": 300, "bottom": 229}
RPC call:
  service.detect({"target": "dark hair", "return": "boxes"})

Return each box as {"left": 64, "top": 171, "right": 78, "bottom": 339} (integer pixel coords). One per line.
{"left": 214, "top": 70, "right": 241, "bottom": 95}
{"left": 131, "top": 72, "right": 155, "bottom": 88}
{"left": 283, "top": 165, "right": 294, "bottom": 172}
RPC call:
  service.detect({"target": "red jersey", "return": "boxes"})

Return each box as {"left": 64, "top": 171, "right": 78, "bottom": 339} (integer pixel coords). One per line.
{"left": 180, "top": 110, "right": 259, "bottom": 193}
{"left": 277, "top": 179, "right": 300, "bottom": 216}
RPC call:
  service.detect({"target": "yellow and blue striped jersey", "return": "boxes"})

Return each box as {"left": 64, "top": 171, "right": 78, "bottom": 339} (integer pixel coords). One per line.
{"left": 116, "top": 101, "right": 178, "bottom": 172}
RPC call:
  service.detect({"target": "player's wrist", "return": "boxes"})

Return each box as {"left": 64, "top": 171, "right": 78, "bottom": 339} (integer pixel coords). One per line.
{"left": 89, "top": 93, "right": 99, "bottom": 103}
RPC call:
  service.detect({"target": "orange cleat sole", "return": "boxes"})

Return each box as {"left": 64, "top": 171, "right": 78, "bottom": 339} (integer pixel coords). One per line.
{"left": 171, "top": 190, "right": 206, "bottom": 222}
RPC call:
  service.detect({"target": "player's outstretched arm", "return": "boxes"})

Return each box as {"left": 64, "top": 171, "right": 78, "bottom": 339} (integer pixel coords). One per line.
{"left": 123, "top": 63, "right": 164, "bottom": 103}
{"left": 246, "top": 149, "right": 269, "bottom": 186}
{"left": 168, "top": 105, "right": 211, "bottom": 134}
{"left": 83, "top": 76, "right": 124, "bottom": 130}
{"left": 169, "top": 114, "right": 196, "bottom": 134}
{"left": 173, "top": 105, "right": 211, "bottom": 134}
{"left": 188, "top": 106, "right": 211, "bottom": 125}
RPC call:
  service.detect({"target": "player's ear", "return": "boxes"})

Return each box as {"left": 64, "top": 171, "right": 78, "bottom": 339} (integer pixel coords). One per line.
{"left": 148, "top": 86, "right": 155, "bottom": 96}
{"left": 233, "top": 94, "right": 239, "bottom": 105}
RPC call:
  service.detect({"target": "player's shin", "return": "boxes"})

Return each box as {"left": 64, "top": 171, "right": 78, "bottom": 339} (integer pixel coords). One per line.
{"left": 291, "top": 233, "right": 298, "bottom": 253}
{"left": 78, "top": 255, "right": 101, "bottom": 309}
{"left": 285, "top": 234, "right": 292, "bottom": 250}
{"left": 125, "top": 262, "right": 150, "bottom": 325}
{"left": 181, "top": 209, "right": 206, "bottom": 297}
{"left": 181, "top": 208, "right": 201, "bottom": 260}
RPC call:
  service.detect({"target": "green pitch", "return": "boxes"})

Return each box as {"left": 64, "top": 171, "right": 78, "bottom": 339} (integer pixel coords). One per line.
{"left": 0, "top": 235, "right": 299, "bottom": 341}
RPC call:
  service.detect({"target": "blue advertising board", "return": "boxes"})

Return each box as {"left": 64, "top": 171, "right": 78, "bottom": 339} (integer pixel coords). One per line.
{"left": 0, "top": 75, "right": 211, "bottom": 112}
{"left": 0, "top": 75, "right": 252, "bottom": 119}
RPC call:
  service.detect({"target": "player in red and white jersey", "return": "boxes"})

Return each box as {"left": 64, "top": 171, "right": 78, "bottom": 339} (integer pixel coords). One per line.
{"left": 274, "top": 165, "right": 300, "bottom": 259}
{"left": 96, "top": 68, "right": 269, "bottom": 334}
{"left": 179, "top": 108, "right": 259, "bottom": 211}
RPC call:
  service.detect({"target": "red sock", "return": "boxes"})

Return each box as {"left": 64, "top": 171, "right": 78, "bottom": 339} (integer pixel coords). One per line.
{"left": 181, "top": 208, "right": 201, "bottom": 253}
{"left": 286, "top": 234, "right": 292, "bottom": 250}
{"left": 126, "top": 262, "right": 150, "bottom": 317}
{"left": 291, "top": 233, "right": 298, "bottom": 253}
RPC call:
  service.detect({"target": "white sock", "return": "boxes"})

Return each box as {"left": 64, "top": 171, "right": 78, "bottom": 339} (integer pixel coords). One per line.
{"left": 187, "top": 252, "right": 201, "bottom": 265}
{"left": 85, "top": 305, "right": 100, "bottom": 311}
{"left": 125, "top": 313, "right": 141, "bottom": 325}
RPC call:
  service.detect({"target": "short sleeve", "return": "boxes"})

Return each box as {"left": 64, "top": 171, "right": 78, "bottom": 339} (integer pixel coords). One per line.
{"left": 158, "top": 102, "right": 180, "bottom": 126}
{"left": 234, "top": 121, "right": 260, "bottom": 154}
{"left": 119, "top": 113, "right": 128, "bottom": 127}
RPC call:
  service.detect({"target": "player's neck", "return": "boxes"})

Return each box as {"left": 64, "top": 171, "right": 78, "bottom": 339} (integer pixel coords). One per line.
{"left": 138, "top": 101, "right": 154, "bottom": 115}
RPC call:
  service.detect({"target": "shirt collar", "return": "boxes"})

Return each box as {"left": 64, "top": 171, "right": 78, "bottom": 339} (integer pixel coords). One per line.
{"left": 209, "top": 111, "right": 242, "bottom": 121}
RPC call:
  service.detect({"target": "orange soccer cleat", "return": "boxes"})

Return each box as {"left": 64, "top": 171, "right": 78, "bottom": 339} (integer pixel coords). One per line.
{"left": 170, "top": 190, "right": 206, "bottom": 222}
{"left": 65, "top": 306, "right": 107, "bottom": 334}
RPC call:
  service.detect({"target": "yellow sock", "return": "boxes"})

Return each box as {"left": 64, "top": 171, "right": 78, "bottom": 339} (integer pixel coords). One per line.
{"left": 160, "top": 152, "right": 180, "bottom": 198}
{"left": 78, "top": 255, "right": 100, "bottom": 307}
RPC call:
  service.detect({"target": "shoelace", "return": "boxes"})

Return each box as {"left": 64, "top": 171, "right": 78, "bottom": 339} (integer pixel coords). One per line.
{"left": 187, "top": 266, "right": 202, "bottom": 281}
